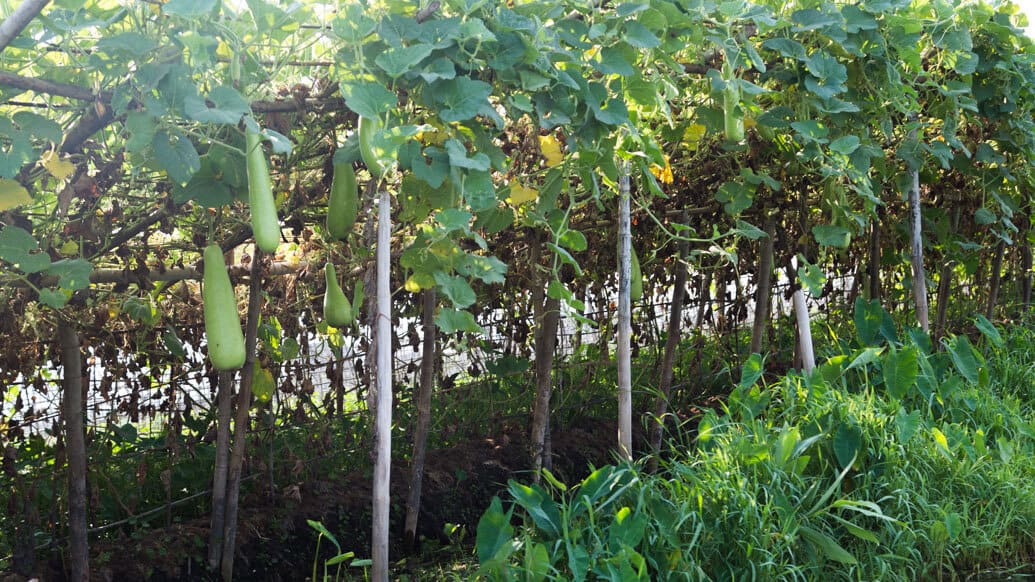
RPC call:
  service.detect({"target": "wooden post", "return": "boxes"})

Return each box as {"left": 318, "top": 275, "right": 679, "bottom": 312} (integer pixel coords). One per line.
{"left": 1022, "top": 224, "right": 1033, "bottom": 311}
{"left": 749, "top": 219, "right": 775, "bottom": 355}
{"left": 530, "top": 288, "right": 560, "bottom": 478}
{"left": 986, "top": 240, "right": 1005, "bottom": 320}
{"left": 647, "top": 221, "right": 688, "bottom": 472}
{"left": 59, "top": 321, "right": 89, "bottom": 582}
{"left": 616, "top": 161, "right": 633, "bottom": 461}
{"left": 220, "top": 249, "right": 264, "bottom": 581}
{"left": 371, "top": 189, "right": 393, "bottom": 582}
{"left": 403, "top": 289, "right": 436, "bottom": 550}
{"left": 934, "top": 262, "right": 953, "bottom": 345}
{"left": 207, "top": 370, "right": 233, "bottom": 570}
{"left": 868, "top": 215, "right": 881, "bottom": 300}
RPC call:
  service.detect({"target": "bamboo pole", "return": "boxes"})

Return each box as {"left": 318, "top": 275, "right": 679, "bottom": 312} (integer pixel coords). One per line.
{"left": 371, "top": 189, "right": 393, "bottom": 582}
{"left": 792, "top": 289, "right": 815, "bottom": 374}
{"left": 908, "top": 166, "right": 930, "bottom": 332}
{"left": 616, "top": 161, "right": 633, "bottom": 461}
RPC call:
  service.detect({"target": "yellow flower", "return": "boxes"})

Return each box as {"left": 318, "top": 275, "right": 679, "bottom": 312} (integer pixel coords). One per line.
{"left": 650, "top": 154, "right": 673, "bottom": 185}
{"left": 507, "top": 180, "right": 539, "bottom": 205}
{"left": 539, "top": 135, "right": 564, "bottom": 167}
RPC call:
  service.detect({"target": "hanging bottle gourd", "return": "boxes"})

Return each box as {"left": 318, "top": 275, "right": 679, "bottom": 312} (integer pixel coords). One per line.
{"left": 327, "top": 161, "right": 358, "bottom": 241}
{"left": 324, "top": 262, "right": 353, "bottom": 328}
{"left": 202, "top": 244, "right": 246, "bottom": 370}
{"left": 246, "top": 129, "right": 280, "bottom": 253}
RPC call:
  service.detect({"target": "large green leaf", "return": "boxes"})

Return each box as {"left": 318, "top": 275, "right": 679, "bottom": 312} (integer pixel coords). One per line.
{"left": 0, "top": 226, "right": 50, "bottom": 274}
{"left": 429, "top": 77, "right": 493, "bottom": 122}
{"left": 375, "top": 44, "right": 434, "bottom": 79}
{"left": 152, "top": 130, "right": 200, "bottom": 185}
{"left": 475, "top": 497, "right": 514, "bottom": 564}
{"left": 833, "top": 421, "right": 862, "bottom": 469}
{"left": 945, "top": 335, "right": 982, "bottom": 384}
{"left": 507, "top": 480, "right": 561, "bottom": 537}
{"left": 812, "top": 224, "right": 851, "bottom": 248}
{"left": 882, "top": 346, "right": 918, "bottom": 399}
{"left": 340, "top": 81, "right": 396, "bottom": 119}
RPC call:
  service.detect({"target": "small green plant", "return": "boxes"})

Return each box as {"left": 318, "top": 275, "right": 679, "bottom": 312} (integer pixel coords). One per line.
{"left": 307, "top": 519, "right": 361, "bottom": 582}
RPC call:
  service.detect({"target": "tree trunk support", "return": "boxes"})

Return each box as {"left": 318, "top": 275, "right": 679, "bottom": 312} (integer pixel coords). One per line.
{"left": 647, "top": 216, "right": 688, "bottom": 472}
{"left": 207, "top": 370, "right": 233, "bottom": 570}
{"left": 749, "top": 219, "right": 775, "bottom": 355}
{"left": 986, "top": 240, "right": 1005, "bottom": 320}
{"left": 220, "top": 250, "right": 264, "bottom": 581}
{"left": 60, "top": 321, "right": 89, "bottom": 582}
{"left": 404, "top": 289, "right": 436, "bottom": 550}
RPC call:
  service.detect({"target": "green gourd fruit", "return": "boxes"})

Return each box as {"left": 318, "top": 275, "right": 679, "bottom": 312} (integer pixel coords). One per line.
{"left": 324, "top": 262, "right": 353, "bottom": 328}
{"left": 203, "top": 244, "right": 246, "bottom": 370}
{"left": 358, "top": 115, "right": 385, "bottom": 178}
{"left": 245, "top": 130, "right": 281, "bottom": 253}
{"left": 723, "top": 83, "right": 744, "bottom": 142}
{"left": 327, "top": 161, "right": 358, "bottom": 241}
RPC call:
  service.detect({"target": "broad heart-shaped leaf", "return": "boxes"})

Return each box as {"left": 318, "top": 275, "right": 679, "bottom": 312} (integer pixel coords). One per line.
{"left": 882, "top": 346, "right": 918, "bottom": 399}
{"left": 375, "top": 43, "right": 434, "bottom": 79}
{"left": 945, "top": 335, "right": 982, "bottom": 384}
{"left": 152, "top": 129, "right": 200, "bottom": 185}
{"left": 0, "top": 179, "right": 31, "bottom": 211}
{"left": 855, "top": 297, "right": 884, "bottom": 346}
{"left": 435, "top": 307, "right": 482, "bottom": 334}
{"left": 476, "top": 497, "right": 514, "bottom": 564}
{"left": 13, "top": 111, "right": 62, "bottom": 143}
{"left": 456, "top": 253, "right": 507, "bottom": 285}
{"left": 340, "top": 81, "right": 395, "bottom": 119}
{"left": 330, "top": 3, "right": 376, "bottom": 43}
{"left": 184, "top": 86, "right": 250, "bottom": 125}
{"left": 624, "top": 21, "right": 661, "bottom": 48}
{"left": 812, "top": 224, "right": 851, "bottom": 248}
{"left": 162, "top": 0, "right": 216, "bottom": 17}
{"left": 738, "top": 352, "right": 764, "bottom": 389}
{"left": 0, "top": 226, "right": 50, "bottom": 274}
{"left": 805, "top": 51, "right": 847, "bottom": 84}
{"left": 894, "top": 408, "right": 922, "bottom": 444}
{"left": 507, "top": 480, "right": 561, "bottom": 538}
{"left": 444, "top": 139, "right": 490, "bottom": 171}
{"left": 48, "top": 258, "right": 92, "bottom": 291}
{"left": 434, "top": 272, "right": 477, "bottom": 308}
{"left": 715, "top": 180, "right": 755, "bottom": 214}
{"left": 832, "top": 421, "right": 862, "bottom": 470}
{"left": 973, "top": 314, "right": 1003, "bottom": 347}
{"left": 797, "top": 260, "right": 825, "bottom": 297}
{"left": 762, "top": 37, "right": 807, "bottom": 60}
{"left": 96, "top": 31, "right": 157, "bottom": 56}
{"left": 429, "top": 77, "right": 492, "bottom": 122}
{"left": 38, "top": 288, "right": 69, "bottom": 309}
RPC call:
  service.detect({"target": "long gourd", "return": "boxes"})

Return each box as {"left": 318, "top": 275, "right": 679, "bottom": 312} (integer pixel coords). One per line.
{"left": 203, "top": 244, "right": 246, "bottom": 370}
{"left": 246, "top": 130, "right": 281, "bottom": 253}
{"left": 327, "top": 161, "right": 358, "bottom": 241}
{"left": 358, "top": 115, "right": 385, "bottom": 179}
{"left": 324, "top": 263, "right": 353, "bottom": 328}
